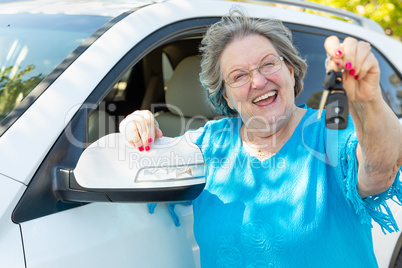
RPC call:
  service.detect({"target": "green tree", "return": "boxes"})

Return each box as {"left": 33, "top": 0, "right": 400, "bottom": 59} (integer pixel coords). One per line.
{"left": 308, "top": 0, "right": 402, "bottom": 40}
{"left": 0, "top": 65, "right": 44, "bottom": 121}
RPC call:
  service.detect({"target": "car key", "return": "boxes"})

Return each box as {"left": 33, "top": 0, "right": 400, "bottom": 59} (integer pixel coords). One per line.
{"left": 317, "top": 70, "right": 348, "bottom": 130}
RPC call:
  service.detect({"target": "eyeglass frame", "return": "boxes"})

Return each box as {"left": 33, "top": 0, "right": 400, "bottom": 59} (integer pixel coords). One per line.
{"left": 223, "top": 55, "right": 284, "bottom": 88}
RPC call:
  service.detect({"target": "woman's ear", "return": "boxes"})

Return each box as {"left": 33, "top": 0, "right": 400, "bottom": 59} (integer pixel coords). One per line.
{"left": 222, "top": 90, "right": 234, "bottom": 110}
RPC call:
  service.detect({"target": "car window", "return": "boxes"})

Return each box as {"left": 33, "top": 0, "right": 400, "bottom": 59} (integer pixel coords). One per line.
{"left": 293, "top": 30, "right": 402, "bottom": 117}
{"left": 373, "top": 49, "right": 402, "bottom": 116}
{"left": 292, "top": 31, "right": 328, "bottom": 108}
{"left": 0, "top": 13, "right": 111, "bottom": 124}
{"left": 89, "top": 28, "right": 402, "bottom": 141}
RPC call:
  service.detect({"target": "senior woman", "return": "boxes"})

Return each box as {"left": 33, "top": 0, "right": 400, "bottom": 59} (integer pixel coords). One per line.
{"left": 119, "top": 8, "right": 402, "bottom": 267}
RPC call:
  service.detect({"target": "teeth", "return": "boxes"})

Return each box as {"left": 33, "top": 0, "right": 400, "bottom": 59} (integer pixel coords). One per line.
{"left": 253, "top": 91, "right": 276, "bottom": 103}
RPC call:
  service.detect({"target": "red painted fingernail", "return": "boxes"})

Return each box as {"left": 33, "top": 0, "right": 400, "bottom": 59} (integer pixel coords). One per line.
{"left": 148, "top": 138, "right": 153, "bottom": 143}
{"left": 349, "top": 69, "right": 356, "bottom": 76}
{"left": 345, "top": 62, "right": 352, "bottom": 70}
{"left": 354, "top": 75, "right": 359, "bottom": 80}
{"left": 145, "top": 146, "right": 150, "bottom": 151}
{"left": 335, "top": 50, "right": 342, "bottom": 56}
{"left": 138, "top": 146, "right": 144, "bottom": 152}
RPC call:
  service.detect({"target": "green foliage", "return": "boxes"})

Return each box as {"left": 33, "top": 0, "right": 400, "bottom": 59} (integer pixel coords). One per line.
{"left": 0, "top": 65, "right": 44, "bottom": 121}
{"left": 308, "top": 0, "right": 402, "bottom": 40}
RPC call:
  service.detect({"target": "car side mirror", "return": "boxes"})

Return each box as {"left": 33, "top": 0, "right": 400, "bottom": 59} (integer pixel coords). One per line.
{"left": 54, "top": 133, "right": 206, "bottom": 203}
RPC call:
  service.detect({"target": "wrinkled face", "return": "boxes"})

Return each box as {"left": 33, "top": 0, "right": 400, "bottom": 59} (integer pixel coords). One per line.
{"left": 221, "top": 34, "right": 297, "bottom": 131}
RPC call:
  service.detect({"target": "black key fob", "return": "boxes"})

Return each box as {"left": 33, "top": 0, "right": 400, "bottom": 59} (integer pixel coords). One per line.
{"left": 322, "top": 70, "right": 349, "bottom": 130}
{"left": 325, "top": 92, "right": 348, "bottom": 129}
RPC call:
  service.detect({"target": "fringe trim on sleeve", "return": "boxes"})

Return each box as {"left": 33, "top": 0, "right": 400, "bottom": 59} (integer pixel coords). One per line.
{"left": 342, "top": 133, "right": 402, "bottom": 234}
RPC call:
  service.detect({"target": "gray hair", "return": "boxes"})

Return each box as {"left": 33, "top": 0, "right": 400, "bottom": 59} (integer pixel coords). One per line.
{"left": 199, "top": 7, "right": 307, "bottom": 116}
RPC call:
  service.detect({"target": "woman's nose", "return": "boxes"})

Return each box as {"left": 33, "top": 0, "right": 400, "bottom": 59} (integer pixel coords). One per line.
{"left": 250, "top": 69, "right": 267, "bottom": 88}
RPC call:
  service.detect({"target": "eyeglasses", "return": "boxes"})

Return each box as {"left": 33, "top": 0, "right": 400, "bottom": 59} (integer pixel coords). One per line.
{"left": 224, "top": 55, "right": 284, "bottom": 88}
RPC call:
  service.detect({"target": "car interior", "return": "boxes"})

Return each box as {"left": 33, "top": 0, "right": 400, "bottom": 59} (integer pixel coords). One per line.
{"left": 88, "top": 37, "right": 221, "bottom": 143}
{"left": 87, "top": 29, "right": 402, "bottom": 145}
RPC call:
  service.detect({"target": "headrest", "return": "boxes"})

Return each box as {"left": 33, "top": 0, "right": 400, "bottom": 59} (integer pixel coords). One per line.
{"left": 166, "top": 56, "right": 219, "bottom": 119}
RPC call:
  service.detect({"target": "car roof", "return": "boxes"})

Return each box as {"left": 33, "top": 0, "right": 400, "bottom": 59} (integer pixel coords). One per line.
{"left": 0, "top": 0, "right": 385, "bottom": 34}
{"left": 1, "top": 0, "right": 399, "bottom": 73}
{"left": 0, "top": 0, "right": 157, "bottom": 17}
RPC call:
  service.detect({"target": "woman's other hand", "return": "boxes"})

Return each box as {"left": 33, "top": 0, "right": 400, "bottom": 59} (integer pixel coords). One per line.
{"left": 324, "top": 35, "right": 381, "bottom": 103}
{"left": 119, "top": 110, "right": 163, "bottom": 151}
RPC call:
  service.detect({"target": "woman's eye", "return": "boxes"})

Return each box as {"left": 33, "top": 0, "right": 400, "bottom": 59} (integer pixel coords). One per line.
{"left": 232, "top": 73, "right": 246, "bottom": 81}
{"left": 263, "top": 61, "right": 274, "bottom": 67}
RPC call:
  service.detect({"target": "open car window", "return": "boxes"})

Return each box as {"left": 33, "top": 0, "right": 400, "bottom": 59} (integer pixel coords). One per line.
{"left": 88, "top": 26, "right": 402, "bottom": 143}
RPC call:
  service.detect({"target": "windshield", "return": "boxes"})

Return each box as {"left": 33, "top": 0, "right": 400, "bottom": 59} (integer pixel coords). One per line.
{"left": 0, "top": 13, "right": 111, "bottom": 123}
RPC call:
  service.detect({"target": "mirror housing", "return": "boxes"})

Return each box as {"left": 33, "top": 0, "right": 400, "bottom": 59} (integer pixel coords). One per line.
{"left": 54, "top": 133, "right": 206, "bottom": 203}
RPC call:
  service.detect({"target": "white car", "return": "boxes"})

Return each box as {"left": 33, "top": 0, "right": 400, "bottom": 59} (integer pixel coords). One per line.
{"left": 1, "top": 0, "right": 401, "bottom": 267}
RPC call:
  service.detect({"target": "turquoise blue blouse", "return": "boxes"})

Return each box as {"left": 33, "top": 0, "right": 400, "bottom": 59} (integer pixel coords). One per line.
{"left": 191, "top": 107, "right": 402, "bottom": 268}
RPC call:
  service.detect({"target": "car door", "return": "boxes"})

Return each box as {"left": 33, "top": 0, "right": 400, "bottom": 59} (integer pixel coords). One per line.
{"left": 8, "top": 8, "right": 220, "bottom": 268}
{"left": 0, "top": 175, "right": 26, "bottom": 268}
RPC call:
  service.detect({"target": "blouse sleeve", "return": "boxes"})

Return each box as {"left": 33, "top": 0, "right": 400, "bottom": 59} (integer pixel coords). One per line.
{"left": 341, "top": 132, "right": 402, "bottom": 234}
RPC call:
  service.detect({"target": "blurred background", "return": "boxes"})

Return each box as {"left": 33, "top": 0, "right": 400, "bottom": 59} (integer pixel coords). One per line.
{"left": 232, "top": 0, "right": 401, "bottom": 41}
{"left": 308, "top": 0, "right": 401, "bottom": 41}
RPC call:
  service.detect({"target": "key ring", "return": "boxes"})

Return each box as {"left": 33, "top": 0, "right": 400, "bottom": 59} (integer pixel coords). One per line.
{"left": 325, "top": 55, "right": 344, "bottom": 73}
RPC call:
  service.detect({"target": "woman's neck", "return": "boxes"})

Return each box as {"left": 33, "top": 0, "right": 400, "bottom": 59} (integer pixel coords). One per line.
{"left": 240, "top": 107, "right": 306, "bottom": 159}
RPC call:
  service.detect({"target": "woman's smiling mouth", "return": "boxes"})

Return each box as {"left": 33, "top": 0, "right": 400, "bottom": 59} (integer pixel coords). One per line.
{"left": 252, "top": 90, "right": 277, "bottom": 105}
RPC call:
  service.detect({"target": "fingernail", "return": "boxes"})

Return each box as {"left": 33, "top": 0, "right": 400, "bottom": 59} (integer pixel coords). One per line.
{"left": 138, "top": 146, "right": 144, "bottom": 152}
{"left": 335, "top": 50, "right": 342, "bottom": 56}
{"left": 354, "top": 75, "right": 359, "bottom": 80}
{"left": 349, "top": 69, "right": 356, "bottom": 76}
{"left": 148, "top": 138, "right": 153, "bottom": 143}
{"left": 145, "top": 146, "right": 150, "bottom": 151}
{"left": 345, "top": 62, "right": 352, "bottom": 70}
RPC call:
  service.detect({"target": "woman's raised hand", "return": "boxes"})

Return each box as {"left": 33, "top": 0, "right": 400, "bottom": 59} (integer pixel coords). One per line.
{"left": 324, "top": 36, "right": 381, "bottom": 103}
{"left": 119, "top": 110, "right": 163, "bottom": 151}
